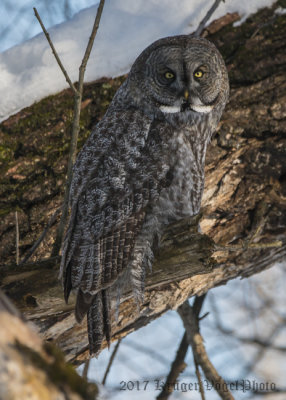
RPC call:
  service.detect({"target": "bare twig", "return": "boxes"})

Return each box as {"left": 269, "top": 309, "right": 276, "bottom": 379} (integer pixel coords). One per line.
{"left": 212, "top": 306, "right": 286, "bottom": 377}
{"left": 214, "top": 212, "right": 282, "bottom": 252}
{"left": 192, "top": 293, "right": 207, "bottom": 316}
{"left": 236, "top": 336, "right": 286, "bottom": 352}
{"left": 19, "top": 207, "right": 61, "bottom": 266}
{"left": 33, "top": 8, "right": 77, "bottom": 94}
{"left": 215, "top": 240, "right": 283, "bottom": 252}
{"left": 51, "top": 0, "right": 105, "bottom": 257}
{"left": 102, "top": 338, "right": 122, "bottom": 385}
{"left": 194, "top": 360, "right": 206, "bottom": 400}
{"left": 157, "top": 295, "right": 207, "bottom": 400}
{"left": 190, "top": 295, "right": 207, "bottom": 400}
{"left": 80, "top": 0, "right": 106, "bottom": 86}
{"left": 178, "top": 300, "right": 235, "bottom": 400}
{"left": 156, "top": 333, "right": 188, "bottom": 400}
{"left": 15, "top": 211, "right": 19, "bottom": 265}
{"left": 82, "top": 359, "right": 90, "bottom": 380}
{"left": 194, "top": 0, "right": 225, "bottom": 37}
{"left": 3, "top": 256, "right": 60, "bottom": 272}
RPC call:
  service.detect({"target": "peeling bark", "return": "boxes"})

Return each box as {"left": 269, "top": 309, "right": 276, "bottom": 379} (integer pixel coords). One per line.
{"left": 0, "top": 3, "right": 286, "bottom": 364}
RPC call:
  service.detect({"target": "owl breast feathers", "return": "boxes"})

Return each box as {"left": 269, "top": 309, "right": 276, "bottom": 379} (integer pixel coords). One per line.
{"left": 60, "top": 35, "right": 229, "bottom": 355}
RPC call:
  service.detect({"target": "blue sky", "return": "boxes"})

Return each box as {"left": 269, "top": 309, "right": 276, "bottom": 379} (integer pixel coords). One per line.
{"left": 0, "top": 0, "right": 96, "bottom": 52}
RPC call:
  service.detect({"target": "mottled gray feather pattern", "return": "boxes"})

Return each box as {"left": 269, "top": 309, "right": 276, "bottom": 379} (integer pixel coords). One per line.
{"left": 60, "top": 35, "right": 229, "bottom": 355}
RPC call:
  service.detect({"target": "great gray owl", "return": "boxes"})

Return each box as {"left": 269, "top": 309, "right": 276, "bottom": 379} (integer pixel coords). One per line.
{"left": 60, "top": 35, "right": 229, "bottom": 355}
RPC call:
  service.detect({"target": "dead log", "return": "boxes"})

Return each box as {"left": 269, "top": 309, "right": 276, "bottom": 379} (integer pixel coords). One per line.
{"left": 0, "top": 3, "right": 286, "bottom": 364}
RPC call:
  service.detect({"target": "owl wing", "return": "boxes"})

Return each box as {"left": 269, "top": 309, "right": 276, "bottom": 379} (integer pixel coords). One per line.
{"left": 60, "top": 108, "right": 172, "bottom": 326}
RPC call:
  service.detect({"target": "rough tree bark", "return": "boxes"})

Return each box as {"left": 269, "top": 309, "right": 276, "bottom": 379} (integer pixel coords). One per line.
{"left": 0, "top": 290, "right": 99, "bottom": 399}
{"left": 0, "top": 2, "right": 285, "bottom": 365}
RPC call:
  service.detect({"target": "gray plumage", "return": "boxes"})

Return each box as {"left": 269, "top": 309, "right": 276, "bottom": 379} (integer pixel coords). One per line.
{"left": 59, "top": 35, "right": 229, "bottom": 355}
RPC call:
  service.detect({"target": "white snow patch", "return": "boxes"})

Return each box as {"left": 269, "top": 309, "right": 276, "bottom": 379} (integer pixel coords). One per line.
{"left": 0, "top": 0, "right": 278, "bottom": 121}
{"left": 275, "top": 6, "right": 286, "bottom": 15}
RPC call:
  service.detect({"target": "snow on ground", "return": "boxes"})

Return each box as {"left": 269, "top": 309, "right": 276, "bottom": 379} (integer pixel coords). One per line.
{"left": 0, "top": 0, "right": 279, "bottom": 122}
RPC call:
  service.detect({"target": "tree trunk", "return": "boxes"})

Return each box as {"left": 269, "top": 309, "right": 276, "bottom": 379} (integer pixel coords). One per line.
{"left": 0, "top": 3, "right": 285, "bottom": 364}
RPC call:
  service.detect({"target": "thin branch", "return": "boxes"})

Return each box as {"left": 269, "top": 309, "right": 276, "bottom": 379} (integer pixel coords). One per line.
{"left": 102, "top": 338, "right": 122, "bottom": 385}
{"left": 215, "top": 314, "right": 286, "bottom": 352}
{"left": 194, "top": 0, "right": 225, "bottom": 37}
{"left": 19, "top": 207, "right": 61, "bottom": 266}
{"left": 237, "top": 336, "right": 286, "bottom": 352}
{"left": 33, "top": 7, "right": 77, "bottom": 94}
{"left": 79, "top": 0, "right": 106, "bottom": 92}
{"left": 51, "top": 0, "right": 105, "bottom": 257}
{"left": 178, "top": 301, "right": 235, "bottom": 400}
{"left": 15, "top": 211, "right": 19, "bottom": 265}
{"left": 157, "top": 295, "right": 207, "bottom": 400}
{"left": 82, "top": 359, "right": 90, "bottom": 380}
{"left": 193, "top": 293, "right": 207, "bottom": 316}
{"left": 215, "top": 240, "right": 283, "bottom": 252}
{"left": 3, "top": 256, "right": 60, "bottom": 272}
{"left": 194, "top": 360, "right": 206, "bottom": 400}
{"left": 189, "top": 295, "right": 207, "bottom": 400}
{"left": 156, "top": 333, "right": 188, "bottom": 400}
{"left": 215, "top": 218, "right": 283, "bottom": 251}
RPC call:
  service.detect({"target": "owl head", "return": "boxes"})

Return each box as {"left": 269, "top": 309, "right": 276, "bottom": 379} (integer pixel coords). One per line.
{"left": 127, "top": 35, "right": 229, "bottom": 117}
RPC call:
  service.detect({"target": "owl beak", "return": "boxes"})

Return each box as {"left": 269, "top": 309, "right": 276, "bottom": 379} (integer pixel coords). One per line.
{"left": 180, "top": 89, "right": 190, "bottom": 112}
{"left": 184, "top": 90, "right": 189, "bottom": 101}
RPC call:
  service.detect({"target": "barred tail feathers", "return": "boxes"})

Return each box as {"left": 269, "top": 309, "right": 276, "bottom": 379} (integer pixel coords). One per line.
{"left": 87, "top": 289, "right": 111, "bottom": 356}
{"left": 75, "top": 289, "right": 94, "bottom": 323}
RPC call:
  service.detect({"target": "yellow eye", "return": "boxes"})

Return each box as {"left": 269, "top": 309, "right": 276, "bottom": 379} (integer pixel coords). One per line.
{"left": 164, "top": 71, "right": 175, "bottom": 79}
{"left": 194, "top": 70, "right": 204, "bottom": 78}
